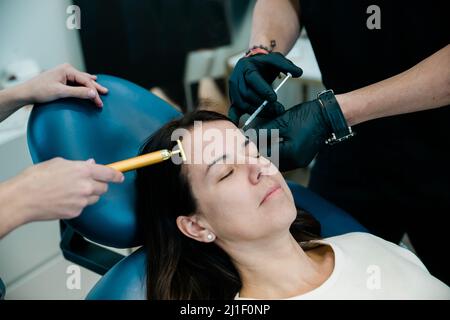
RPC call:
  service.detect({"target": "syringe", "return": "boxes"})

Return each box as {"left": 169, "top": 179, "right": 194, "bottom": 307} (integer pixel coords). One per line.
{"left": 241, "top": 72, "right": 292, "bottom": 130}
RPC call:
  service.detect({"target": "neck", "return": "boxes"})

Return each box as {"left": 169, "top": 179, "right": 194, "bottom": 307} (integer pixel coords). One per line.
{"left": 224, "top": 233, "right": 330, "bottom": 299}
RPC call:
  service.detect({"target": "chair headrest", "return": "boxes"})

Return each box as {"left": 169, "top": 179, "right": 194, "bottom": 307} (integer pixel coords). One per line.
{"left": 27, "top": 75, "right": 181, "bottom": 248}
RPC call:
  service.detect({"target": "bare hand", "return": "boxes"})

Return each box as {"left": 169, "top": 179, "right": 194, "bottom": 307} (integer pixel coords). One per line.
{"left": 12, "top": 157, "right": 124, "bottom": 222}
{"left": 21, "top": 63, "right": 108, "bottom": 107}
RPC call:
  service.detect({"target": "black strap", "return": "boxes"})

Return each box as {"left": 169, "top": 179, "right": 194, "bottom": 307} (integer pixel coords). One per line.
{"left": 318, "top": 89, "right": 355, "bottom": 144}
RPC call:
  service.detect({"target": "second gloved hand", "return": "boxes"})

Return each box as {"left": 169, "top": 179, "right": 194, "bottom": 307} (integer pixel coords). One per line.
{"left": 228, "top": 52, "right": 303, "bottom": 124}
{"left": 255, "top": 99, "right": 333, "bottom": 171}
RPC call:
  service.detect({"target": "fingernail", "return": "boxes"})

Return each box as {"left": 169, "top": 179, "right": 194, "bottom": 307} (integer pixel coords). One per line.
{"left": 120, "top": 175, "right": 125, "bottom": 182}
{"left": 88, "top": 89, "right": 96, "bottom": 98}
{"left": 87, "top": 158, "right": 95, "bottom": 164}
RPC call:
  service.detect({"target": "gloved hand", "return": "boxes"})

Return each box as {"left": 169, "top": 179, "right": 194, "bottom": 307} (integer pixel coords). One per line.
{"left": 255, "top": 99, "right": 333, "bottom": 171}
{"left": 228, "top": 52, "right": 303, "bottom": 124}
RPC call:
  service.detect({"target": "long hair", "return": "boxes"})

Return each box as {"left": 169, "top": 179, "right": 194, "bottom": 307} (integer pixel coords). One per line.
{"left": 135, "top": 110, "right": 321, "bottom": 300}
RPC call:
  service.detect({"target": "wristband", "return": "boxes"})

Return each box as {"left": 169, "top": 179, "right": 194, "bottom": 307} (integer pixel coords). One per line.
{"left": 245, "top": 40, "right": 277, "bottom": 57}
{"left": 317, "top": 89, "right": 356, "bottom": 145}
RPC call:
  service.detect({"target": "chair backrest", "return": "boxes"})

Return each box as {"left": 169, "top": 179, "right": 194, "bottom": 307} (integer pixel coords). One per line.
{"left": 27, "top": 75, "right": 180, "bottom": 248}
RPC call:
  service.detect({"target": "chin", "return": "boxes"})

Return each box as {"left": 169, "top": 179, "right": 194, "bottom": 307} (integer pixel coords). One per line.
{"left": 267, "top": 197, "right": 297, "bottom": 220}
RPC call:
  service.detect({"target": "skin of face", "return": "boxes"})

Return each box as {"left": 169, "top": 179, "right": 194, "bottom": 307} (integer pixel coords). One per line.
{"left": 178, "top": 120, "right": 296, "bottom": 246}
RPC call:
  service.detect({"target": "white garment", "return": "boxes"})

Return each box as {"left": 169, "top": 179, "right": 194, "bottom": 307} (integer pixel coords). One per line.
{"left": 235, "top": 232, "right": 450, "bottom": 300}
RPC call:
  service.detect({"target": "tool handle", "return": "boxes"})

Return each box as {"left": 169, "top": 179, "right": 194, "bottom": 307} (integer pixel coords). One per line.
{"left": 106, "top": 150, "right": 169, "bottom": 172}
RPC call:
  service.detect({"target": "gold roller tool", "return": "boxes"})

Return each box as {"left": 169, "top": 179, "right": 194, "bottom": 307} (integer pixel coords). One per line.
{"left": 106, "top": 139, "right": 187, "bottom": 172}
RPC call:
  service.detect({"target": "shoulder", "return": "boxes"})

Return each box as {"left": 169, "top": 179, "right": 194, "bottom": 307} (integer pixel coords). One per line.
{"left": 320, "top": 232, "right": 380, "bottom": 255}
{"left": 323, "top": 231, "right": 377, "bottom": 245}
{"left": 324, "top": 232, "right": 429, "bottom": 272}
{"left": 326, "top": 232, "right": 397, "bottom": 248}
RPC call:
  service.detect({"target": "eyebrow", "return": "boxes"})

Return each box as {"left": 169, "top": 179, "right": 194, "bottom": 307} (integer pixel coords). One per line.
{"left": 205, "top": 138, "right": 250, "bottom": 175}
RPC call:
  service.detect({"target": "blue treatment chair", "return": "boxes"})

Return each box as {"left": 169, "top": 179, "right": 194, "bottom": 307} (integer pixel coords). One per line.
{"left": 27, "top": 75, "right": 367, "bottom": 300}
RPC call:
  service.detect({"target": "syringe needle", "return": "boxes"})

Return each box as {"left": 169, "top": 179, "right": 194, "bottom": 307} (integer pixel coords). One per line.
{"left": 242, "top": 72, "right": 292, "bottom": 130}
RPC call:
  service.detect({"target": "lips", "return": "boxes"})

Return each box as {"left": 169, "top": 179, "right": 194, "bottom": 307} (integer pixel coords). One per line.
{"left": 260, "top": 184, "right": 282, "bottom": 205}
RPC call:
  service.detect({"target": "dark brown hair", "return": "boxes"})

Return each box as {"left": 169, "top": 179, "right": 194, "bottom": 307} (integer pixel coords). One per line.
{"left": 135, "top": 110, "right": 321, "bottom": 300}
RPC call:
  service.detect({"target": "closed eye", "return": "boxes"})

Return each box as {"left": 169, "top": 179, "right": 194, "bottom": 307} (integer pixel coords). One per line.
{"left": 219, "top": 169, "right": 234, "bottom": 181}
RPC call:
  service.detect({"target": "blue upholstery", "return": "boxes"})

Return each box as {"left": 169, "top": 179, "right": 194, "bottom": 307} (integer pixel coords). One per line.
{"left": 87, "top": 247, "right": 147, "bottom": 300}
{"left": 27, "top": 74, "right": 367, "bottom": 300}
{"left": 27, "top": 75, "right": 180, "bottom": 248}
{"left": 287, "top": 181, "right": 367, "bottom": 237}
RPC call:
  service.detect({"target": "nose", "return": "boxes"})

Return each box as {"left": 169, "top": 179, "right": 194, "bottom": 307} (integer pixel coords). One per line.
{"left": 248, "top": 156, "right": 272, "bottom": 184}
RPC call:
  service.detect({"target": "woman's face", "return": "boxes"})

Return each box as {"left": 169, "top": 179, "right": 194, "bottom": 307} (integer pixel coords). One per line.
{"left": 179, "top": 120, "right": 296, "bottom": 244}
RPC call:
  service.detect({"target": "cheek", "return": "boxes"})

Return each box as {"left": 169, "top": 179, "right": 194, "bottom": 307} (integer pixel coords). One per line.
{"left": 275, "top": 172, "right": 294, "bottom": 203}
{"left": 205, "top": 181, "right": 255, "bottom": 215}
{"left": 281, "top": 184, "right": 295, "bottom": 204}
{"left": 199, "top": 183, "right": 258, "bottom": 235}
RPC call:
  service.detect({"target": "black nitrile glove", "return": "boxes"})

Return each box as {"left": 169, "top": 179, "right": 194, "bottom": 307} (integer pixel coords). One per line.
{"left": 228, "top": 52, "right": 303, "bottom": 124}
{"left": 255, "top": 99, "right": 333, "bottom": 171}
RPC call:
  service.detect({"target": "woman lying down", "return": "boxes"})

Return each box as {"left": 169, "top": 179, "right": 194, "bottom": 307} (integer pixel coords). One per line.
{"left": 135, "top": 110, "right": 449, "bottom": 300}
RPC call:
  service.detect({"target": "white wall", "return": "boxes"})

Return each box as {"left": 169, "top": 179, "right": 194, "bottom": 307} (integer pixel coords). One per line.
{"left": 0, "top": 0, "right": 101, "bottom": 299}
{"left": 0, "top": 0, "right": 85, "bottom": 72}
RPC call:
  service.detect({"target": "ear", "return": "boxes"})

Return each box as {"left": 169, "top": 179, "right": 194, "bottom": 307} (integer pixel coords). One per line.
{"left": 176, "top": 215, "right": 215, "bottom": 243}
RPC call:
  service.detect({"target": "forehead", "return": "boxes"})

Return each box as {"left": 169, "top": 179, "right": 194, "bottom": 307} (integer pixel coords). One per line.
{"left": 179, "top": 120, "right": 246, "bottom": 173}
